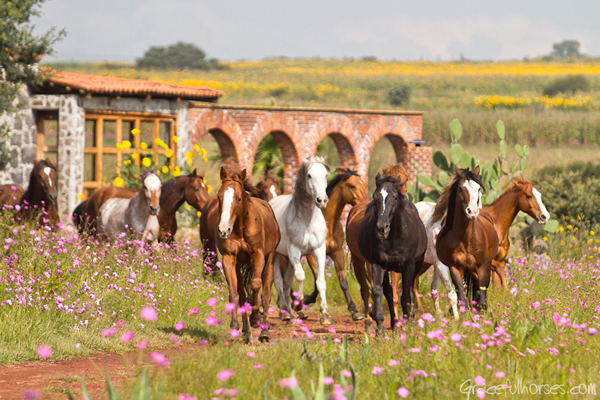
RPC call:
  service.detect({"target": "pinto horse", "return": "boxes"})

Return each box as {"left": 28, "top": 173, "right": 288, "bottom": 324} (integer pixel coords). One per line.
{"left": 256, "top": 171, "right": 281, "bottom": 201}
{"left": 215, "top": 166, "right": 280, "bottom": 343}
{"left": 435, "top": 166, "right": 499, "bottom": 310}
{"left": 270, "top": 157, "right": 332, "bottom": 325}
{"left": 357, "top": 174, "right": 427, "bottom": 332}
{"left": 13, "top": 159, "right": 59, "bottom": 225}
{"left": 302, "top": 168, "right": 369, "bottom": 321}
{"left": 97, "top": 172, "right": 162, "bottom": 241}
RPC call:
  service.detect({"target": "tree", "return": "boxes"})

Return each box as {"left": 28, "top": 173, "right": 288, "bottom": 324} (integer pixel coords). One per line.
{"left": 136, "top": 42, "right": 220, "bottom": 70}
{"left": 551, "top": 40, "right": 581, "bottom": 58}
{"left": 0, "top": 0, "right": 65, "bottom": 113}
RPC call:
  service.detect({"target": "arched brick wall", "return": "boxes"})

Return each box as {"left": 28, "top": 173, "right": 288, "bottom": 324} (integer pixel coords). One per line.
{"left": 190, "top": 109, "right": 243, "bottom": 167}
{"left": 311, "top": 114, "right": 359, "bottom": 169}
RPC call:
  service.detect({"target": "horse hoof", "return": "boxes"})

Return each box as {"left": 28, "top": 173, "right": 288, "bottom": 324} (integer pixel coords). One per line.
{"left": 303, "top": 295, "right": 317, "bottom": 305}
{"left": 319, "top": 313, "right": 333, "bottom": 325}
{"left": 351, "top": 311, "right": 364, "bottom": 321}
{"left": 250, "top": 312, "right": 261, "bottom": 328}
{"left": 293, "top": 303, "right": 303, "bottom": 312}
{"left": 230, "top": 321, "right": 240, "bottom": 330}
{"left": 280, "top": 312, "right": 291, "bottom": 322}
{"left": 259, "top": 329, "right": 270, "bottom": 343}
{"left": 297, "top": 310, "right": 308, "bottom": 320}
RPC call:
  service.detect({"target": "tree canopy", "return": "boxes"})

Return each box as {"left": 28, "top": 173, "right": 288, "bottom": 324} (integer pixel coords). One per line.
{"left": 136, "top": 42, "right": 221, "bottom": 70}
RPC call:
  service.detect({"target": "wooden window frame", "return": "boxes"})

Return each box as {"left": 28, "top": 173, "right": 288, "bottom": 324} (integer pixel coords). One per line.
{"left": 36, "top": 111, "right": 60, "bottom": 162}
{"left": 83, "top": 111, "right": 177, "bottom": 197}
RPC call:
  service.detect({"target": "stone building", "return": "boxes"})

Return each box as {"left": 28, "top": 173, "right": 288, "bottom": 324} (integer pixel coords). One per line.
{"left": 0, "top": 70, "right": 431, "bottom": 222}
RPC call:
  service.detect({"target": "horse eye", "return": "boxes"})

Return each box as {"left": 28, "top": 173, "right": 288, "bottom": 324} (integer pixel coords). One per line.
{"left": 237, "top": 198, "right": 241, "bottom": 203}
{"left": 526, "top": 195, "right": 532, "bottom": 199}
{"left": 308, "top": 174, "right": 312, "bottom": 179}
{"left": 349, "top": 185, "right": 356, "bottom": 189}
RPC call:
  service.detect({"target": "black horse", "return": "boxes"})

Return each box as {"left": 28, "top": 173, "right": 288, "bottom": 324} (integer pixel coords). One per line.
{"left": 357, "top": 174, "right": 427, "bottom": 333}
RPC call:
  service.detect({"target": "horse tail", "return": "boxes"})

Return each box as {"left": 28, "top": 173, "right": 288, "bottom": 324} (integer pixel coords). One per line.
{"left": 465, "top": 274, "right": 474, "bottom": 304}
{"left": 240, "top": 263, "right": 254, "bottom": 303}
{"left": 72, "top": 201, "right": 86, "bottom": 233}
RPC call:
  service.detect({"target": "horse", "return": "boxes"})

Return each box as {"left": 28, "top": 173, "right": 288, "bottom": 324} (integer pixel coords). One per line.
{"left": 0, "top": 185, "right": 25, "bottom": 209}
{"left": 269, "top": 156, "right": 332, "bottom": 325}
{"left": 97, "top": 172, "right": 162, "bottom": 242}
{"left": 357, "top": 174, "right": 427, "bottom": 333}
{"left": 302, "top": 168, "right": 369, "bottom": 321}
{"left": 256, "top": 170, "right": 281, "bottom": 201}
{"left": 215, "top": 166, "right": 280, "bottom": 343}
{"left": 74, "top": 170, "right": 208, "bottom": 241}
{"left": 435, "top": 166, "right": 499, "bottom": 311}
{"left": 15, "top": 159, "right": 59, "bottom": 225}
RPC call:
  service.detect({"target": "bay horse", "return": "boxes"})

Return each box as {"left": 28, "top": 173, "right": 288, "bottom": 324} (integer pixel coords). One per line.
{"left": 269, "top": 156, "right": 332, "bottom": 325}
{"left": 435, "top": 166, "right": 499, "bottom": 311}
{"left": 215, "top": 166, "right": 280, "bottom": 343}
{"left": 15, "top": 159, "right": 59, "bottom": 225}
{"left": 302, "top": 168, "right": 369, "bottom": 321}
{"left": 97, "top": 172, "right": 162, "bottom": 242}
{"left": 256, "top": 170, "right": 281, "bottom": 201}
{"left": 0, "top": 184, "right": 25, "bottom": 209}
{"left": 357, "top": 174, "right": 427, "bottom": 333}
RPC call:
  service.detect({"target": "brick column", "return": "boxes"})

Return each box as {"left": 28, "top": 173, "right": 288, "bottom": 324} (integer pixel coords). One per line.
{"left": 399, "top": 143, "right": 432, "bottom": 182}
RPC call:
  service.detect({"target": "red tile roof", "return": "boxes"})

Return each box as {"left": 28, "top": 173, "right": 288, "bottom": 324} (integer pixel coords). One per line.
{"left": 40, "top": 70, "right": 223, "bottom": 102}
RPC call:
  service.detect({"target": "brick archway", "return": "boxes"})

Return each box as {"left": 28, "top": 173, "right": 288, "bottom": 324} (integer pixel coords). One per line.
{"left": 190, "top": 109, "right": 243, "bottom": 167}
{"left": 310, "top": 114, "right": 359, "bottom": 169}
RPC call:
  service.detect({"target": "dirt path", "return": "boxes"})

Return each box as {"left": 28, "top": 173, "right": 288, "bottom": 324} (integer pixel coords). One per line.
{"left": 0, "top": 310, "right": 370, "bottom": 399}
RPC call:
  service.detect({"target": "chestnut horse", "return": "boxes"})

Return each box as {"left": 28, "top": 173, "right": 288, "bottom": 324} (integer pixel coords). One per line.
{"left": 436, "top": 166, "right": 499, "bottom": 310}
{"left": 97, "top": 172, "right": 162, "bottom": 241}
{"left": 0, "top": 185, "right": 25, "bottom": 209}
{"left": 303, "top": 168, "right": 369, "bottom": 321}
{"left": 357, "top": 174, "right": 427, "bottom": 333}
{"left": 256, "top": 171, "right": 281, "bottom": 201}
{"left": 14, "top": 159, "right": 59, "bottom": 225}
{"left": 215, "top": 166, "right": 280, "bottom": 343}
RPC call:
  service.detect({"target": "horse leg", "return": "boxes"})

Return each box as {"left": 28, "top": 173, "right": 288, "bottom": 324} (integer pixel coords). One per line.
{"left": 302, "top": 255, "right": 319, "bottom": 306}
{"left": 237, "top": 264, "right": 251, "bottom": 344}
{"left": 435, "top": 260, "right": 459, "bottom": 320}
{"left": 352, "top": 254, "right": 373, "bottom": 332}
{"left": 390, "top": 272, "right": 401, "bottom": 321}
{"left": 273, "top": 255, "right": 292, "bottom": 320}
{"left": 249, "top": 250, "right": 266, "bottom": 330}
{"left": 494, "top": 259, "right": 508, "bottom": 290}
{"left": 222, "top": 254, "right": 240, "bottom": 330}
{"left": 401, "top": 260, "right": 417, "bottom": 321}
{"left": 476, "top": 263, "right": 492, "bottom": 311}
{"left": 313, "top": 245, "right": 332, "bottom": 325}
{"left": 371, "top": 263, "right": 386, "bottom": 335}
{"left": 259, "top": 252, "right": 275, "bottom": 342}
{"left": 332, "top": 248, "right": 362, "bottom": 321}
{"left": 382, "top": 271, "right": 397, "bottom": 330}
{"left": 449, "top": 266, "right": 467, "bottom": 310}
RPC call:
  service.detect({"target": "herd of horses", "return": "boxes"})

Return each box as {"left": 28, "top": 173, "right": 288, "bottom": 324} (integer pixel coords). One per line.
{"left": 0, "top": 156, "right": 550, "bottom": 343}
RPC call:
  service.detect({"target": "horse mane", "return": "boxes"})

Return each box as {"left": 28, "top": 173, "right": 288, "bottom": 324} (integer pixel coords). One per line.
{"left": 221, "top": 165, "right": 261, "bottom": 198}
{"left": 293, "top": 156, "right": 329, "bottom": 204}
{"left": 20, "top": 159, "right": 57, "bottom": 205}
{"left": 488, "top": 178, "right": 531, "bottom": 207}
{"left": 432, "top": 180, "right": 454, "bottom": 224}
{"left": 326, "top": 168, "right": 359, "bottom": 197}
{"left": 437, "top": 168, "right": 484, "bottom": 241}
{"left": 263, "top": 170, "right": 280, "bottom": 184}
{"left": 382, "top": 164, "right": 408, "bottom": 180}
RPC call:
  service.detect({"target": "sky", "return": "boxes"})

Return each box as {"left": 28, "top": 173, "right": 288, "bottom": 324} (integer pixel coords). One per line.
{"left": 33, "top": 0, "right": 600, "bottom": 62}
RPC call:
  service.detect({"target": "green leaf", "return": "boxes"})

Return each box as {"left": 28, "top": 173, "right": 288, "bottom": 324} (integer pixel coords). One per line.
{"left": 520, "top": 156, "right": 528, "bottom": 171}
{"left": 65, "top": 385, "right": 77, "bottom": 400}
{"left": 460, "top": 151, "right": 472, "bottom": 169}
{"left": 496, "top": 120, "right": 505, "bottom": 140}
{"left": 138, "top": 368, "right": 150, "bottom": 400}
{"left": 106, "top": 374, "right": 121, "bottom": 400}
{"left": 423, "top": 194, "right": 439, "bottom": 202}
{"left": 450, "top": 118, "right": 462, "bottom": 141}
{"left": 432, "top": 150, "right": 450, "bottom": 170}
{"left": 437, "top": 171, "right": 449, "bottom": 185}
{"left": 315, "top": 364, "right": 326, "bottom": 400}
{"left": 491, "top": 179, "right": 500, "bottom": 192}
{"left": 263, "top": 379, "right": 271, "bottom": 400}
{"left": 418, "top": 174, "right": 436, "bottom": 187}
{"left": 449, "top": 143, "right": 463, "bottom": 165}
{"left": 484, "top": 192, "right": 497, "bottom": 205}
{"left": 523, "top": 144, "right": 530, "bottom": 156}
{"left": 511, "top": 161, "right": 520, "bottom": 173}
{"left": 81, "top": 379, "right": 91, "bottom": 400}
{"left": 544, "top": 219, "right": 559, "bottom": 232}
{"left": 515, "top": 144, "right": 524, "bottom": 157}
{"left": 500, "top": 160, "right": 509, "bottom": 175}
{"left": 499, "top": 140, "right": 507, "bottom": 159}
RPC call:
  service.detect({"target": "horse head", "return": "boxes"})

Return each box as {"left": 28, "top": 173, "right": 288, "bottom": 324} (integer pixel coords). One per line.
{"left": 373, "top": 173, "right": 405, "bottom": 241}
{"left": 514, "top": 179, "right": 550, "bottom": 224}
{"left": 140, "top": 171, "right": 161, "bottom": 216}
{"left": 299, "top": 156, "right": 329, "bottom": 209}
{"left": 34, "top": 159, "right": 58, "bottom": 204}
{"left": 454, "top": 165, "right": 482, "bottom": 221}
{"left": 258, "top": 171, "right": 281, "bottom": 201}
{"left": 217, "top": 166, "right": 247, "bottom": 239}
{"left": 328, "top": 168, "right": 367, "bottom": 206}
{"left": 184, "top": 169, "right": 210, "bottom": 210}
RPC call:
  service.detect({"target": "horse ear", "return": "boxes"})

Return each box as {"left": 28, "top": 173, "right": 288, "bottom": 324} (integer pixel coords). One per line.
{"left": 240, "top": 168, "right": 247, "bottom": 182}
{"left": 454, "top": 165, "right": 461, "bottom": 176}
{"left": 190, "top": 169, "right": 197, "bottom": 177}
{"left": 375, "top": 173, "right": 382, "bottom": 187}
{"left": 33, "top": 157, "right": 38, "bottom": 164}
{"left": 220, "top": 166, "right": 228, "bottom": 181}
{"left": 473, "top": 165, "right": 480, "bottom": 176}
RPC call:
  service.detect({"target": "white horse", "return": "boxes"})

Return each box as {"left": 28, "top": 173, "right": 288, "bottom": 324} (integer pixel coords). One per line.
{"left": 97, "top": 172, "right": 162, "bottom": 242}
{"left": 269, "top": 157, "right": 332, "bottom": 325}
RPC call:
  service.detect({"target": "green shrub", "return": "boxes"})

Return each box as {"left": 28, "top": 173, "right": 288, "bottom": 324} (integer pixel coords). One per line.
{"left": 543, "top": 75, "right": 590, "bottom": 97}
{"left": 536, "top": 160, "right": 600, "bottom": 181}
{"left": 387, "top": 85, "right": 411, "bottom": 106}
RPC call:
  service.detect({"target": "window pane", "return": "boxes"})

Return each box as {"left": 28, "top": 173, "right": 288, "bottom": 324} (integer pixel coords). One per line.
{"left": 140, "top": 121, "right": 154, "bottom": 147}
{"left": 45, "top": 152, "right": 58, "bottom": 167}
{"left": 85, "top": 120, "right": 96, "bottom": 148}
{"left": 43, "top": 119, "right": 58, "bottom": 148}
{"left": 122, "top": 120, "right": 135, "bottom": 142}
{"left": 103, "top": 120, "right": 117, "bottom": 148}
{"left": 102, "top": 154, "right": 117, "bottom": 182}
{"left": 159, "top": 121, "right": 171, "bottom": 145}
{"left": 84, "top": 154, "right": 96, "bottom": 182}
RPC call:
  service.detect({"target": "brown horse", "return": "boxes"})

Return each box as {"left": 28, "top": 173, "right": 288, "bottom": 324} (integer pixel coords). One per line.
{"left": 436, "top": 166, "right": 499, "bottom": 310}
{"left": 74, "top": 170, "right": 209, "bottom": 241}
{"left": 15, "top": 159, "right": 59, "bottom": 225}
{"left": 256, "top": 171, "right": 281, "bottom": 201}
{"left": 484, "top": 179, "right": 549, "bottom": 289}
{"left": 302, "top": 168, "right": 369, "bottom": 321}
{"left": 215, "top": 166, "right": 280, "bottom": 343}
{"left": 0, "top": 185, "right": 25, "bottom": 209}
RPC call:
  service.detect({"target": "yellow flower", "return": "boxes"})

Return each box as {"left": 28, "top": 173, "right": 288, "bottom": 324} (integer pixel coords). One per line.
{"left": 116, "top": 142, "right": 123, "bottom": 150}
{"left": 77, "top": 194, "right": 84, "bottom": 200}
{"left": 131, "top": 153, "right": 139, "bottom": 160}
{"left": 567, "top": 224, "right": 572, "bottom": 230}
{"left": 591, "top": 230, "right": 595, "bottom": 236}
{"left": 207, "top": 185, "right": 212, "bottom": 194}
{"left": 193, "top": 144, "right": 201, "bottom": 153}
{"left": 131, "top": 128, "right": 140, "bottom": 135}
{"left": 200, "top": 148, "right": 206, "bottom": 155}
{"left": 140, "top": 142, "right": 148, "bottom": 150}
{"left": 142, "top": 158, "right": 151, "bottom": 168}
{"left": 173, "top": 136, "right": 178, "bottom": 144}
{"left": 114, "top": 176, "right": 124, "bottom": 187}
{"left": 165, "top": 149, "right": 173, "bottom": 158}
{"left": 122, "top": 140, "right": 132, "bottom": 149}
{"left": 196, "top": 211, "right": 202, "bottom": 217}
{"left": 173, "top": 166, "right": 181, "bottom": 177}
{"left": 577, "top": 215, "right": 582, "bottom": 221}
{"left": 202, "top": 155, "right": 208, "bottom": 163}
{"left": 543, "top": 237, "right": 548, "bottom": 241}
{"left": 161, "top": 165, "right": 169, "bottom": 174}
{"left": 185, "top": 205, "right": 190, "bottom": 210}
{"left": 124, "top": 160, "right": 131, "bottom": 165}
{"left": 185, "top": 151, "right": 194, "bottom": 167}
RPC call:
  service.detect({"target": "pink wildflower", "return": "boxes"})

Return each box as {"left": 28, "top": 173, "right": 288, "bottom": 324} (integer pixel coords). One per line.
{"left": 37, "top": 345, "right": 51, "bottom": 359}
{"left": 140, "top": 307, "right": 158, "bottom": 322}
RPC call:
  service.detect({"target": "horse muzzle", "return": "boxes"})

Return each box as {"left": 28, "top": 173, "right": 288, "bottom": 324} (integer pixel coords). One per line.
{"left": 218, "top": 227, "right": 232, "bottom": 239}
{"left": 149, "top": 205, "right": 160, "bottom": 216}
{"left": 315, "top": 196, "right": 328, "bottom": 209}
{"left": 538, "top": 213, "right": 549, "bottom": 224}
{"left": 47, "top": 193, "right": 58, "bottom": 204}
{"left": 465, "top": 207, "right": 479, "bottom": 221}
{"left": 376, "top": 224, "right": 390, "bottom": 241}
